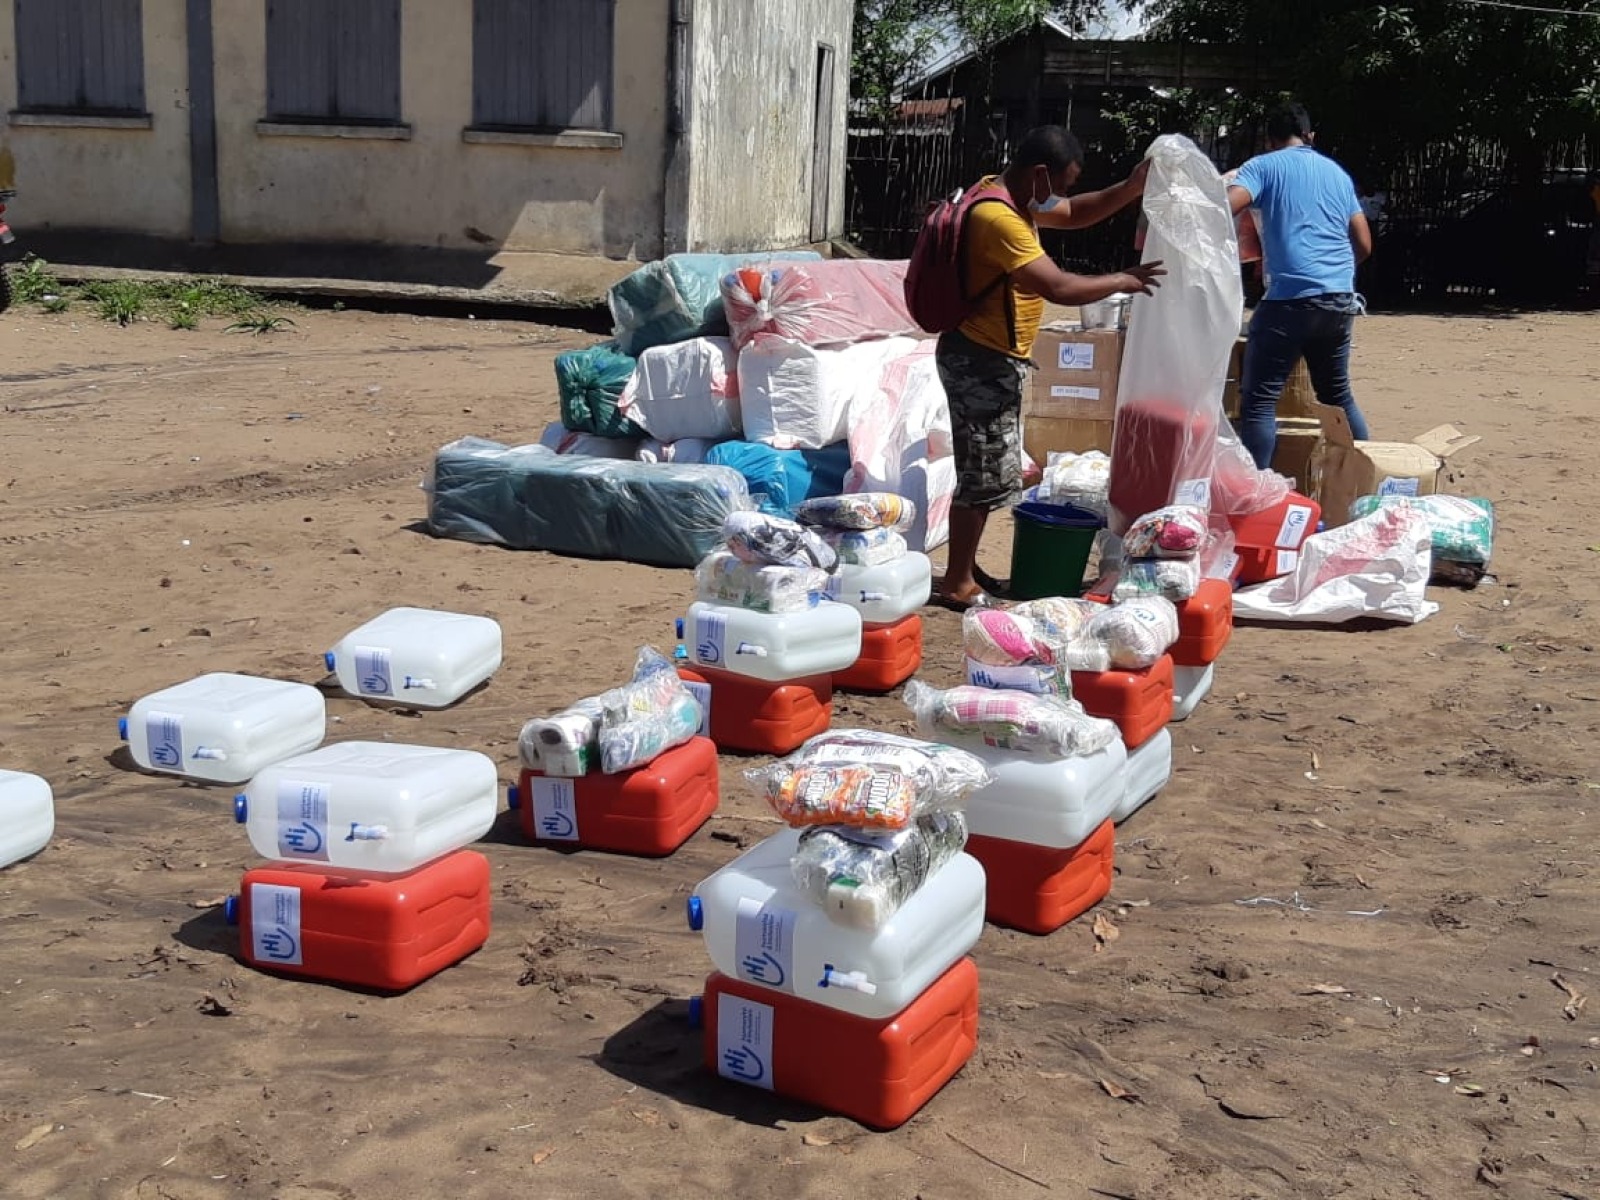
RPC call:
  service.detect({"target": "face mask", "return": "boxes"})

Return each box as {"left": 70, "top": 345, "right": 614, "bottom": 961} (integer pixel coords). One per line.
{"left": 1028, "top": 172, "right": 1068, "bottom": 214}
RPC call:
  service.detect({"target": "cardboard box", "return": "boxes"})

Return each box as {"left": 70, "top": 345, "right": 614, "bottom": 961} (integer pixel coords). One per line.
{"left": 1312, "top": 405, "right": 1481, "bottom": 526}
{"left": 1023, "top": 414, "right": 1114, "bottom": 468}
{"left": 1028, "top": 327, "right": 1123, "bottom": 422}
{"left": 1271, "top": 417, "right": 1323, "bottom": 495}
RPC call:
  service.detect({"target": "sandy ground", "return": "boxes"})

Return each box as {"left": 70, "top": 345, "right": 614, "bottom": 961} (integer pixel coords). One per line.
{"left": 1, "top": 303, "right": 1597, "bottom": 1200}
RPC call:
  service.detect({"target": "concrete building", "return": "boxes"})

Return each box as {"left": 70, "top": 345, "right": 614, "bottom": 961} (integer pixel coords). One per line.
{"left": 0, "top": 0, "right": 852, "bottom": 264}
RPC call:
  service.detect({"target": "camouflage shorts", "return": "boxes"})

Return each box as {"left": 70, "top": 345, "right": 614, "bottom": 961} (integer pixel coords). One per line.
{"left": 936, "top": 331, "right": 1029, "bottom": 512}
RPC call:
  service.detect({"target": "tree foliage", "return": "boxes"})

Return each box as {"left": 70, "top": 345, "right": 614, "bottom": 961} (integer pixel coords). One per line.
{"left": 850, "top": 0, "right": 1108, "bottom": 127}
{"left": 1130, "top": 0, "right": 1600, "bottom": 166}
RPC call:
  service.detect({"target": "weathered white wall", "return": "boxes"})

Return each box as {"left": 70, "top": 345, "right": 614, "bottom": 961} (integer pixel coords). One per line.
{"left": 0, "top": 0, "right": 192, "bottom": 238}
{"left": 685, "top": 0, "right": 851, "bottom": 251}
{"left": 212, "top": 0, "right": 670, "bottom": 258}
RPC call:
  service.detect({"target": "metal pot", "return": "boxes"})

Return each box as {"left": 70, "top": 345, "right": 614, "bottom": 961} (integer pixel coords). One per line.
{"left": 1080, "top": 293, "right": 1131, "bottom": 331}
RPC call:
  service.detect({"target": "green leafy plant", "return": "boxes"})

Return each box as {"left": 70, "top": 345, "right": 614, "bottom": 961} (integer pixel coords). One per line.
{"left": 10, "top": 254, "right": 60, "bottom": 305}
{"left": 226, "top": 312, "right": 297, "bottom": 335}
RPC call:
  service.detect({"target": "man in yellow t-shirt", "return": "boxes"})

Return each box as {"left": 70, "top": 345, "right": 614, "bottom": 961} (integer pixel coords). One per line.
{"left": 933, "top": 125, "right": 1164, "bottom": 611}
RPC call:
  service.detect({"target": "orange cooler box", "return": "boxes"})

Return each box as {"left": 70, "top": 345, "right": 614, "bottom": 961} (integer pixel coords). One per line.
{"left": 1071, "top": 655, "right": 1175, "bottom": 749}
{"left": 511, "top": 736, "right": 719, "bottom": 857}
{"left": 227, "top": 850, "right": 491, "bottom": 992}
{"left": 1229, "top": 492, "right": 1321, "bottom": 585}
{"left": 677, "top": 666, "right": 831, "bottom": 755}
{"left": 1086, "top": 578, "right": 1233, "bottom": 668}
{"left": 965, "top": 820, "right": 1114, "bottom": 935}
{"left": 833, "top": 615, "right": 923, "bottom": 694}
{"left": 695, "top": 956, "right": 978, "bottom": 1131}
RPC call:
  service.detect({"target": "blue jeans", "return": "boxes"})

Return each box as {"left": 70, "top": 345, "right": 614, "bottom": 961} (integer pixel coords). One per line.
{"left": 1240, "top": 295, "right": 1370, "bottom": 469}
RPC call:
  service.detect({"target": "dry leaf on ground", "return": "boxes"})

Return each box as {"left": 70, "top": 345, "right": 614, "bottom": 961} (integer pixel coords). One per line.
{"left": 1099, "top": 1078, "right": 1142, "bottom": 1104}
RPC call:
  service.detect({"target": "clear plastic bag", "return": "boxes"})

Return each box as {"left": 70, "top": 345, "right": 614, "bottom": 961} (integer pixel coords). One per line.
{"left": 519, "top": 697, "right": 605, "bottom": 777}
{"left": 1085, "top": 597, "right": 1180, "bottom": 669}
{"left": 1213, "top": 416, "right": 1293, "bottom": 517}
{"left": 722, "top": 511, "right": 839, "bottom": 572}
{"left": 1109, "top": 134, "right": 1244, "bottom": 531}
{"left": 752, "top": 729, "right": 990, "bottom": 830}
{"left": 963, "top": 657, "right": 1079, "bottom": 697}
{"left": 823, "top": 527, "right": 908, "bottom": 567}
{"left": 790, "top": 811, "right": 968, "bottom": 932}
{"left": 962, "top": 608, "right": 1060, "bottom": 667}
{"left": 694, "top": 549, "right": 829, "bottom": 613}
{"left": 1038, "top": 451, "right": 1112, "bottom": 517}
{"left": 1112, "top": 558, "right": 1203, "bottom": 603}
{"left": 720, "top": 259, "right": 916, "bottom": 351}
{"left": 1123, "top": 505, "right": 1209, "bottom": 560}
{"left": 795, "top": 492, "right": 917, "bottom": 532}
{"left": 905, "top": 681, "right": 1119, "bottom": 758}
{"left": 599, "top": 689, "right": 702, "bottom": 775}
{"left": 1009, "top": 597, "right": 1102, "bottom": 647}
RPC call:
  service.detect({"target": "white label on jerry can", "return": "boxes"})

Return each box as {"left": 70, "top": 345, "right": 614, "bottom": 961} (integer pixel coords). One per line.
{"left": 531, "top": 777, "right": 579, "bottom": 842}
{"left": 716, "top": 994, "right": 775, "bottom": 1091}
{"left": 275, "top": 779, "right": 331, "bottom": 861}
{"left": 1276, "top": 550, "right": 1300, "bottom": 575}
{"left": 734, "top": 897, "right": 796, "bottom": 992}
{"left": 695, "top": 612, "right": 728, "bottom": 666}
{"left": 250, "top": 883, "right": 304, "bottom": 966}
{"left": 683, "top": 681, "right": 712, "bottom": 736}
{"left": 1275, "top": 504, "right": 1315, "bottom": 549}
{"left": 145, "top": 711, "right": 185, "bottom": 771}
{"left": 353, "top": 645, "right": 393, "bottom": 696}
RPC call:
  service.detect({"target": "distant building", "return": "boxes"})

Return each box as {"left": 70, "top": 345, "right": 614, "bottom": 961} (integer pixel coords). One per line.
{"left": 0, "top": 0, "right": 852, "bottom": 260}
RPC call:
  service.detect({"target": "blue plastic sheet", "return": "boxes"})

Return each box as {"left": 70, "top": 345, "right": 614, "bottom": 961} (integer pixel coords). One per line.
{"left": 704, "top": 441, "right": 851, "bottom": 517}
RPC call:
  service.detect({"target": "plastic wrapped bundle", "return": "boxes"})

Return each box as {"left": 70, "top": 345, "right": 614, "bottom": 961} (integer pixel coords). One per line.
{"left": 824, "top": 527, "right": 908, "bottom": 567}
{"left": 1213, "top": 418, "right": 1292, "bottom": 516}
{"left": 556, "top": 343, "right": 645, "bottom": 438}
{"left": 694, "top": 550, "right": 830, "bottom": 613}
{"left": 1109, "top": 135, "right": 1243, "bottom": 531}
{"left": 905, "top": 682, "right": 1119, "bottom": 758}
{"left": 1112, "top": 558, "right": 1203, "bottom": 602}
{"left": 538, "top": 421, "right": 639, "bottom": 460}
{"left": 796, "top": 492, "right": 916, "bottom": 532}
{"left": 1038, "top": 451, "right": 1112, "bottom": 517}
{"left": 1123, "top": 505, "right": 1209, "bottom": 560}
{"left": 720, "top": 259, "right": 916, "bottom": 351}
{"left": 752, "top": 729, "right": 989, "bottom": 830}
{"left": 424, "top": 438, "right": 753, "bottom": 569}
{"left": 790, "top": 811, "right": 968, "bottom": 932}
{"left": 609, "top": 251, "right": 822, "bottom": 356}
{"left": 723, "top": 511, "right": 839, "bottom": 572}
{"left": 599, "top": 689, "right": 702, "bottom": 775}
{"left": 519, "top": 697, "right": 605, "bottom": 777}
{"left": 703, "top": 441, "right": 852, "bottom": 517}
{"left": 964, "top": 657, "right": 1089, "bottom": 696}
{"left": 1085, "top": 597, "right": 1180, "bottom": 669}
{"left": 739, "top": 334, "right": 921, "bottom": 451}
{"left": 1009, "top": 597, "right": 1100, "bottom": 648}
{"left": 843, "top": 340, "right": 957, "bottom": 553}
{"left": 1348, "top": 495, "right": 1494, "bottom": 585}
{"left": 962, "top": 608, "right": 1059, "bottom": 667}
{"left": 618, "top": 337, "right": 742, "bottom": 442}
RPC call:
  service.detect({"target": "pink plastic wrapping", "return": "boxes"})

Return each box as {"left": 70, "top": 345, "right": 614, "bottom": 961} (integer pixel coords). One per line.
{"left": 1211, "top": 415, "right": 1293, "bottom": 517}
{"left": 1109, "top": 135, "right": 1244, "bottom": 534}
{"left": 721, "top": 259, "right": 916, "bottom": 351}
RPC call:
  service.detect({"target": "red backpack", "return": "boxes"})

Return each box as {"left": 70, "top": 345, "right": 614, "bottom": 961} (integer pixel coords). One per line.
{"left": 903, "top": 180, "right": 1021, "bottom": 338}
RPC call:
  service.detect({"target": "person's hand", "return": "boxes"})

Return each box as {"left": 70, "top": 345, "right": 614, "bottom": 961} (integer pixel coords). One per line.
{"left": 1118, "top": 261, "right": 1166, "bottom": 296}
{"left": 1127, "top": 159, "right": 1152, "bottom": 193}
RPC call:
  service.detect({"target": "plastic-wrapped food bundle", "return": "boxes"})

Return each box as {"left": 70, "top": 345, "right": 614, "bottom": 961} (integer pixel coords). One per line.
{"left": 519, "top": 697, "right": 605, "bottom": 777}
{"left": 723, "top": 511, "right": 839, "bottom": 572}
{"left": 694, "top": 549, "right": 830, "bottom": 613}
{"left": 824, "top": 527, "right": 908, "bottom": 567}
{"left": 962, "top": 608, "right": 1059, "bottom": 667}
{"left": 1038, "top": 451, "right": 1112, "bottom": 516}
{"left": 752, "top": 730, "right": 989, "bottom": 830}
{"left": 1112, "top": 558, "right": 1203, "bottom": 603}
{"left": 1348, "top": 495, "right": 1494, "bottom": 585}
{"left": 618, "top": 337, "right": 742, "bottom": 442}
{"left": 790, "top": 811, "right": 968, "bottom": 932}
{"left": 1123, "top": 506, "right": 1209, "bottom": 560}
{"left": 1009, "top": 597, "right": 1100, "bottom": 648}
{"left": 905, "top": 682, "right": 1119, "bottom": 758}
{"left": 609, "top": 251, "right": 822, "bottom": 356}
{"left": 796, "top": 492, "right": 916, "bottom": 532}
{"left": 596, "top": 647, "right": 681, "bottom": 722}
{"left": 599, "top": 689, "right": 702, "bottom": 775}
{"left": 555, "top": 343, "right": 645, "bottom": 439}
{"left": 1085, "top": 597, "right": 1180, "bottom": 669}
{"left": 964, "top": 657, "right": 1092, "bottom": 696}
{"left": 720, "top": 259, "right": 917, "bottom": 351}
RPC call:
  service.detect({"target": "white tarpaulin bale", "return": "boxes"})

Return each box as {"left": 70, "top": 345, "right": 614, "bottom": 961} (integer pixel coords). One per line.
{"left": 738, "top": 335, "right": 920, "bottom": 451}
{"left": 619, "top": 337, "right": 742, "bottom": 442}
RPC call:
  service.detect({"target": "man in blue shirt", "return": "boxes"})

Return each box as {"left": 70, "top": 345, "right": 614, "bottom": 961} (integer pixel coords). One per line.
{"left": 1229, "top": 103, "right": 1375, "bottom": 468}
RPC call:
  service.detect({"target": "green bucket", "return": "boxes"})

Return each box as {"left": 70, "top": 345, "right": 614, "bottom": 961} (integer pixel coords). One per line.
{"left": 1008, "top": 500, "right": 1104, "bottom": 600}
